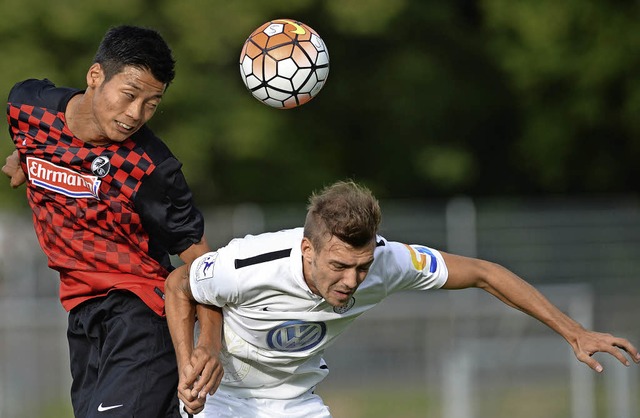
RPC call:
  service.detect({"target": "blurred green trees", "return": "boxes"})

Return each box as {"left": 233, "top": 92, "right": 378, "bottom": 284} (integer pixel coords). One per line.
{"left": 1, "top": 0, "right": 638, "bottom": 210}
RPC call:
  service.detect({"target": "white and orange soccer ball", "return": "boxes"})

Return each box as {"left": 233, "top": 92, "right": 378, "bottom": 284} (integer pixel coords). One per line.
{"left": 239, "top": 19, "right": 330, "bottom": 109}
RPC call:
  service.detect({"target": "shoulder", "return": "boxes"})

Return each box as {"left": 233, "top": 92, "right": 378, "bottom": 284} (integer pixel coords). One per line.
{"left": 370, "top": 238, "right": 446, "bottom": 277}
{"left": 213, "top": 228, "right": 302, "bottom": 272}
{"left": 8, "top": 79, "right": 80, "bottom": 111}
{"left": 230, "top": 228, "right": 302, "bottom": 262}
{"left": 189, "top": 229, "right": 301, "bottom": 305}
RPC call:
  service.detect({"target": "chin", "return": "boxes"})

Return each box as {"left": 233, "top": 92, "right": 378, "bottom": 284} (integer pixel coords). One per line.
{"left": 334, "top": 299, "right": 349, "bottom": 307}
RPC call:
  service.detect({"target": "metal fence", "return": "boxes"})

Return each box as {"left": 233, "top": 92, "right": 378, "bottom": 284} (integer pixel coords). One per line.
{"left": 1, "top": 195, "right": 639, "bottom": 418}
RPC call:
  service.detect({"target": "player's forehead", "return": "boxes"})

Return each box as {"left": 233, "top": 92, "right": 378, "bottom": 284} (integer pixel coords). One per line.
{"left": 108, "top": 65, "right": 166, "bottom": 96}
{"left": 321, "top": 235, "right": 375, "bottom": 265}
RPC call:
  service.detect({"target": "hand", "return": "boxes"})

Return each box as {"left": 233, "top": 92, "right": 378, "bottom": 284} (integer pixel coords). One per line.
{"left": 177, "top": 345, "right": 224, "bottom": 414}
{"left": 571, "top": 329, "right": 640, "bottom": 372}
{"left": 2, "top": 150, "right": 26, "bottom": 188}
{"left": 178, "top": 362, "right": 207, "bottom": 414}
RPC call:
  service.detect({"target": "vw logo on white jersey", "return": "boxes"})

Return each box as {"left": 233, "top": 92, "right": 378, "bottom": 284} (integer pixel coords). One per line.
{"left": 267, "top": 320, "right": 326, "bottom": 352}
{"left": 91, "top": 155, "right": 111, "bottom": 178}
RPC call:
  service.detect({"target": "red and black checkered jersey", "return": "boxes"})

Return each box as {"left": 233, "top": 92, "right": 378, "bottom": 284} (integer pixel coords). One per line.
{"left": 6, "top": 79, "right": 205, "bottom": 316}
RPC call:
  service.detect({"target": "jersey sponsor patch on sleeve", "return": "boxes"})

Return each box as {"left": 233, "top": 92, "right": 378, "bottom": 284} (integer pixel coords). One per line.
{"left": 403, "top": 244, "right": 438, "bottom": 273}
{"left": 193, "top": 252, "right": 219, "bottom": 282}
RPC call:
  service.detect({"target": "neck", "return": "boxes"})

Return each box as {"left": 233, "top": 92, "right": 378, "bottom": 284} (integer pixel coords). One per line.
{"left": 65, "top": 94, "right": 110, "bottom": 146}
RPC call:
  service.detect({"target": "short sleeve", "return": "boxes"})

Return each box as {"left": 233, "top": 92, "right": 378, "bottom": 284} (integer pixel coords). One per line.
{"left": 135, "top": 157, "right": 205, "bottom": 255}
{"left": 189, "top": 244, "right": 240, "bottom": 307}
{"left": 373, "top": 240, "right": 449, "bottom": 293}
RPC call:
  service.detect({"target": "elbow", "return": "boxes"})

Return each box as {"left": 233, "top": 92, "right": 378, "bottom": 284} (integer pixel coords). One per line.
{"left": 471, "top": 259, "right": 503, "bottom": 291}
{"left": 165, "top": 264, "right": 192, "bottom": 301}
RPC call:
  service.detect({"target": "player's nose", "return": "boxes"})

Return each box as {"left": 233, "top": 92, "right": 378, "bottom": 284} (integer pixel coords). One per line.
{"left": 125, "top": 101, "right": 143, "bottom": 121}
{"left": 342, "top": 269, "right": 359, "bottom": 289}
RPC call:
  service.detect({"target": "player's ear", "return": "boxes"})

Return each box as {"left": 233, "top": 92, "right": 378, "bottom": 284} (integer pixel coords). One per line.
{"left": 301, "top": 237, "right": 314, "bottom": 262}
{"left": 86, "top": 63, "right": 104, "bottom": 88}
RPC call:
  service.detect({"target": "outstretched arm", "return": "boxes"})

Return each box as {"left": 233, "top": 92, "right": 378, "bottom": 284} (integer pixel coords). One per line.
{"left": 167, "top": 256, "right": 223, "bottom": 414}
{"left": 440, "top": 252, "right": 640, "bottom": 372}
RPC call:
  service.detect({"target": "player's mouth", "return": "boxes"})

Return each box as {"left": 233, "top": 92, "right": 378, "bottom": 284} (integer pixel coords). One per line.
{"left": 116, "top": 120, "right": 135, "bottom": 133}
{"left": 332, "top": 289, "right": 352, "bottom": 302}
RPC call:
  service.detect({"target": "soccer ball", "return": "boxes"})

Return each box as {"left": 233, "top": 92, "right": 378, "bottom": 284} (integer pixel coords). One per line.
{"left": 239, "top": 19, "right": 330, "bottom": 109}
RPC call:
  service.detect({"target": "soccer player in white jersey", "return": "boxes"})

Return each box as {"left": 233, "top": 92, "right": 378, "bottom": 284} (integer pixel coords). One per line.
{"left": 165, "top": 180, "right": 640, "bottom": 418}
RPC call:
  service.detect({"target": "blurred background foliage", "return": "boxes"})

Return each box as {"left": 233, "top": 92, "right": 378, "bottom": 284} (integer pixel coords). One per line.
{"left": 1, "top": 0, "right": 639, "bottom": 210}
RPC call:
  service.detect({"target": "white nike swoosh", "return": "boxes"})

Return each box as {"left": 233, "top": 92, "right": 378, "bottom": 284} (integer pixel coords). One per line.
{"left": 97, "top": 403, "right": 124, "bottom": 412}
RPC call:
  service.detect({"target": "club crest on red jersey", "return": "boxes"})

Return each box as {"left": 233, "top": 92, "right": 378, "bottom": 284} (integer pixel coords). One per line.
{"left": 27, "top": 157, "right": 101, "bottom": 199}
{"left": 91, "top": 155, "right": 111, "bottom": 178}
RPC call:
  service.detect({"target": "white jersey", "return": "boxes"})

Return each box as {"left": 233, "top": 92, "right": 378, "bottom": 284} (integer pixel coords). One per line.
{"left": 189, "top": 227, "right": 448, "bottom": 400}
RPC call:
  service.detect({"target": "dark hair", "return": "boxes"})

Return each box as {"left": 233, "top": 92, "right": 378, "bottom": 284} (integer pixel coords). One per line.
{"left": 304, "top": 180, "right": 381, "bottom": 250}
{"left": 93, "top": 25, "right": 176, "bottom": 86}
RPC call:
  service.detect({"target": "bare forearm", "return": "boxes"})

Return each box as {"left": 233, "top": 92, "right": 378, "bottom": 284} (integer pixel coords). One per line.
{"left": 442, "top": 252, "right": 640, "bottom": 371}
{"left": 442, "top": 253, "right": 584, "bottom": 341}
{"left": 173, "top": 239, "right": 211, "bottom": 365}
{"left": 484, "top": 267, "right": 640, "bottom": 370}
{"left": 165, "top": 264, "right": 197, "bottom": 369}
{"left": 169, "top": 271, "right": 225, "bottom": 403}
{"left": 195, "top": 304, "right": 223, "bottom": 351}
{"left": 477, "top": 263, "right": 584, "bottom": 342}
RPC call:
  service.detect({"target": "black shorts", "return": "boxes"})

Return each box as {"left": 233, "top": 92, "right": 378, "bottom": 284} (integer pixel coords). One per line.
{"left": 67, "top": 291, "right": 180, "bottom": 418}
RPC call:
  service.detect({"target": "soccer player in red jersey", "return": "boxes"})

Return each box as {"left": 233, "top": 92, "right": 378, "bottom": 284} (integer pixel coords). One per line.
{"left": 3, "top": 25, "right": 222, "bottom": 417}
